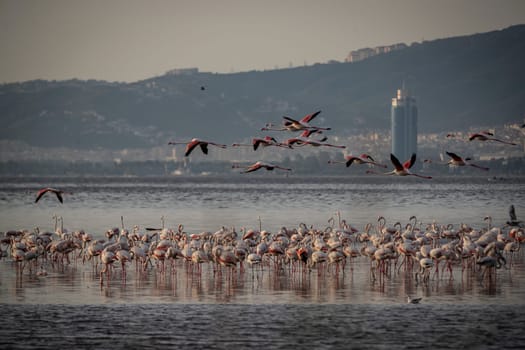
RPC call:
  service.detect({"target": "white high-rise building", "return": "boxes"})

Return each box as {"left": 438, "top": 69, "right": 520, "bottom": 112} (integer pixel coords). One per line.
{"left": 391, "top": 87, "right": 418, "bottom": 162}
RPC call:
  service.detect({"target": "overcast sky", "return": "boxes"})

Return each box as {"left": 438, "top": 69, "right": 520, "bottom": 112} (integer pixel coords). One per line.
{"left": 1, "top": 0, "right": 525, "bottom": 83}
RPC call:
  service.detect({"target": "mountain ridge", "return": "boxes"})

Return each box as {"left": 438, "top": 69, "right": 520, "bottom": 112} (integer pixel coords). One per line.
{"left": 1, "top": 24, "right": 524, "bottom": 150}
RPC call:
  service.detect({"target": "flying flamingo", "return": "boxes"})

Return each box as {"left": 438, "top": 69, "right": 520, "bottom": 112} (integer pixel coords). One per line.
{"left": 231, "top": 136, "right": 291, "bottom": 150}
{"left": 284, "top": 137, "right": 345, "bottom": 149}
{"left": 328, "top": 154, "right": 387, "bottom": 168}
{"left": 469, "top": 131, "right": 517, "bottom": 145}
{"left": 368, "top": 153, "right": 432, "bottom": 179}
{"left": 35, "top": 188, "right": 71, "bottom": 203}
{"left": 232, "top": 161, "right": 292, "bottom": 173}
{"left": 168, "top": 138, "right": 227, "bottom": 156}
{"left": 261, "top": 110, "right": 331, "bottom": 132}
{"left": 445, "top": 151, "right": 489, "bottom": 171}
{"left": 298, "top": 128, "right": 327, "bottom": 140}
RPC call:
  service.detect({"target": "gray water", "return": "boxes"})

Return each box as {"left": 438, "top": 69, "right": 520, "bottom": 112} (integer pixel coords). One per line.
{"left": 1, "top": 175, "right": 525, "bottom": 349}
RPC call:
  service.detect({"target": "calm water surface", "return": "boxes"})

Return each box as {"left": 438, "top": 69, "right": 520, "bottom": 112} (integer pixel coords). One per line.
{"left": 1, "top": 175, "right": 524, "bottom": 349}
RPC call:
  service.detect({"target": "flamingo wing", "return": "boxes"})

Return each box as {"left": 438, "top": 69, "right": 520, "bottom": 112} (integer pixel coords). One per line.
{"left": 35, "top": 188, "right": 63, "bottom": 203}
{"left": 469, "top": 133, "right": 486, "bottom": 141}
{"left": 390, "top": 154, "right": 405, "bottom": 171}
{"left": 300, "top": 129, "right": 317, "bottom": 138}
{"left": 243, "top": 163, "right": 262, "bottom": 173}
{"left": 267, "top": 136, "right": 278, "bottom": 143}
{"left": 55, "top": 191, "right": 64, "bottom": 203}
{"left": 199, "top": 143, "right": 209, "bottom": 154}
{"left": 403, "top": 153, "right": 417, "bottom": 169}
{"left": 361, "top": 154, "right": 375, "bottom": 161}
{"left": 35, "top": 188, "right": 51, "bottom": 203}
{"left": 282, "top": 116, "right": 301, "bottom": 126}
{"left": 345, "top": 156, "right": 359, "bottom": 167}
{"left": 300, "top": 110, "right": 321, "bottom": 123}
{"left": 252, "top": 139, "right": 262, "bottom": 151}
{"left": 184, "top": 140, "right": 201, "bottom": 156}
{"left": 445, "top": 151, "right": 463, "bottom": 162}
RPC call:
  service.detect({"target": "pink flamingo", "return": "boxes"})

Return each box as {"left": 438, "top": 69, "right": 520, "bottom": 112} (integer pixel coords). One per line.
{"left": 328, "top": 154, "right": 387, "bottom": 168}
{"left": 284, "top": 137, "right": 345, "bottom": 149}
{"left": 232, "top": 161, "right": 292, "bottom": 174}
{"left": 231, "top": 136, "right": 291, "bottom": 150}
{"left": 168, "top": 138, "right": 227, "bottom": 156}
{"left": 261, "top": 110, "right": 330, "bottom": 132}
{"left": 369, "top": 153, "right": 432, "bottom": 179}
{"left": 445, "top": 151, "right": 489, "bottom": 171}
{"left": 298, "top": 128, "right": 327, "bottom": 140}
{"left": 35, "top": 188, "right": 71, "bottom": 203}
{"left": 469, "top": 131, "right": 517, "bottom": 145}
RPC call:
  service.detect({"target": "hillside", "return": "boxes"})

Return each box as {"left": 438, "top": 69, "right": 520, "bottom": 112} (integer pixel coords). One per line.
{"left": 1, "top": 24, "right": 524, "bottom": 151}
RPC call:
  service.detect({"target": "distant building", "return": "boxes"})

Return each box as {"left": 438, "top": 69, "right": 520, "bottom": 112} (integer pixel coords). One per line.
{"left": 165, "top": 68, "right": 199, "bottom": 76}
{"left": 391, "top": 87, "right": 418, "bottom": 162}
{"left": 345, "top": 43, "right": 407, "bottom": 63}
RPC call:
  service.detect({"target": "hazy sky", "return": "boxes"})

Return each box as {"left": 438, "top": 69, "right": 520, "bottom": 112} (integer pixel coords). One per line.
{"left": 1, "top": 0, "right": 525, "bottom": 83}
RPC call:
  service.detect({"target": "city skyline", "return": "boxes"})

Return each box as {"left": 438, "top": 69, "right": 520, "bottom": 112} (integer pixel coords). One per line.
{"left": 1, "top": 0, "right": 525, "bottom": 83}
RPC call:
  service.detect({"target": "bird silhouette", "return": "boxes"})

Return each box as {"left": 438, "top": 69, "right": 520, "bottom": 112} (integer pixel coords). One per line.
{"left": 35, "top": 188, "right": 69, "bottom": 203}
{"left": 328, "top": 154, "right": 387, "bottom": 168}
{"left": 368, "top": 153, "right": 432, "bottom": 179}
{"left": 407, "top": 295, "right": 422, "bottom": 304}
{"left": 469, "top": 131, "right": 517, "bottom": 145}
{"left": 168, "top": 138, "right": 227, "bottom": 156}
{"left": 445, "top": 151, "right": 489, "bottom": 171}
{"left": 261, "top": 110, "right": 330, "bottom": 132}
{"left": 507, "top": 205, "right": 523, "bottom": 227}
{"left": 231, "top": 136, "right": 291, "bottom": 150}
{"left": 232, "top": 161, "right": 292, "bottom": 174}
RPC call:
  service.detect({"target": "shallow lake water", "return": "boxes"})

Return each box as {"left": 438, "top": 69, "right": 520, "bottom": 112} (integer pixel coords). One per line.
{"left": 1, "top": 175, "right": 524, "bottom": 349}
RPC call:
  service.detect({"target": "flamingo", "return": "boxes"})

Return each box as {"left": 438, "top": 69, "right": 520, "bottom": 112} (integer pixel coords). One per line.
{"left": 407, "top": 295, "right": 422, "bottom": 304}
{"left": 476, "top": 253, "right": 506, "bottom": 281}
{"left": 445, "top": 151, "right": 489, "bottom": 171}
{"left": 284, "top": 137, "right": 345, "bottom": 149}
{"left": 168, "top": 138, "right": 227, "bottom": 156}
{"left": 261, "top": 110, "right": 330, "bottom": 132}
{"left": 232, "top": 161, "right": 292, "bottom": 173}
{"left": 506, "top": 205, "right": 523, "bottom": 227}
{"left": 328, "top": 154, "right": 387, "bottom": 168}
{"left": 231, "top": 136, "right": 291, "bottom": 150}
{"left": 298, "top": 128, "right": 327, "bottom": 141}
{"left": 469, "top": 131, "right": 517, "bottom": 145}
{"left": 369, "top": 154, "right": 432, "bottom": 179}
{"left": 35, "top": 188, "right": 70, "bottom": 203}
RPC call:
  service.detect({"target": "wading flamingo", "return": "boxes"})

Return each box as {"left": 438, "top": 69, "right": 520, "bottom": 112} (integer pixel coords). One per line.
{"left": 168, "top": 138, "right": 227, "bottom": 156}
{"left": 506, "top": 205, "right": 523, "bottom": 227}
{"left": 407, "top": 295, "right": 422, "bottom": 304}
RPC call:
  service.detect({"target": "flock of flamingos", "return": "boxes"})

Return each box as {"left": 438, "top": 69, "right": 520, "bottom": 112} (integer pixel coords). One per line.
{"left": 167, "top": 109, "right": 519, "bottom": 176}
{"left": 2, "top": 110, "right": 524, "bottom": 302}
{"left": 1, "top": 205, "right": 524, "bottom": 303}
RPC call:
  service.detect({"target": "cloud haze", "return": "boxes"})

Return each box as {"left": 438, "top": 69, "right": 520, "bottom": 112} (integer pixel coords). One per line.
{"left": 1, "top": 0, "right": 524, "bottom": 83}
